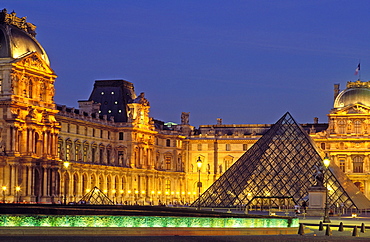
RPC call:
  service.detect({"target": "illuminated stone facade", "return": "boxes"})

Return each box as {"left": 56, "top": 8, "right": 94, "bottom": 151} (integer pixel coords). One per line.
{"left": 1, "top": 9, "right": 370, "bottom": 204}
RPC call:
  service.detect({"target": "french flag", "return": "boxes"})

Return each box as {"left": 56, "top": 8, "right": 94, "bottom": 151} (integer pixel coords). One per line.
{"left": 355, "top": 63, "right": 360, "bottom": 75}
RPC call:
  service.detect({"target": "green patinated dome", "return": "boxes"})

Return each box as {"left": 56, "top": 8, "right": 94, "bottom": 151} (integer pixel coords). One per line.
{"left": 334, "top": 81, "right": 370, "bottom": 108}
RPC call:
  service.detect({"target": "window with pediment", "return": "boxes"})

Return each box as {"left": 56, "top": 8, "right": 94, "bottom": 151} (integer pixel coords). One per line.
{"left": 339, "top": 158, "right": 345, "bottom": 172}
{"left": 75, "top": 141, "right": 81, "bottom": 161}
{"left": 66, "top": 139, "right": 72, "bottom": 161}
{"left": 165, "top": 155, "right": 172, "bottom": 170}
{"left": 338, "top": 120, "right": 346, "bottom": 134}
{"left": 83, "top": 142, "right": 89, "bottom": 162}
{"left": 99, "top": 144, "right": 105, "bottom": 163}
{"left": 91, "top": 143, "right": 97, "bottom": 163}
{"left": 354, "top": 120, "right": 362, "bottom": 134}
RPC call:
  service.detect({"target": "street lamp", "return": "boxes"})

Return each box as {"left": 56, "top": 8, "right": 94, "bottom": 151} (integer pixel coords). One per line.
{"left": 112, "top": 189, "right": 116, "bottom": 204}
{"left": 323, "top": 154, "right": 331, "bottom": 223}
{"left": 15, "top": 186, "right": 21, "bottom": 203}
{"left": 2, "top": 186, "right": 6, "bottom": 203}
{"left": 197, "top": 156, "right": 203, "bottom": 210}
{"left": 63, "top": 161, "right": 70, "bottom": 205}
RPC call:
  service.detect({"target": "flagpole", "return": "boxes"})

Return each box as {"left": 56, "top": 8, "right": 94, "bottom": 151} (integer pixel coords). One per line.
{"left": 359, "top": 60, "right": 361, "bottom": 81}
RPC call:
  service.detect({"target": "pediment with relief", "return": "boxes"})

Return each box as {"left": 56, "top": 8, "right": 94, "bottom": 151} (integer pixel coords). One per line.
{"left": 11, "top": 52, "right": 55, "bottom": 75}
{"left": 332, "top": 103, "right": 370, "bottom": 115}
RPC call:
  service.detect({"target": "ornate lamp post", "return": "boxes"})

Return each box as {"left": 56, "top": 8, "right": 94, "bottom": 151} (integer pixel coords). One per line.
{"left": 2, "top": 186, "right": 6, "bottom": 203}
{"left": 197, "top": 156, "right": 203, "bottom": 210}
{"left": 323, "top": 155, "right": 331, "bottom": 223}
{"left": 63, "top": 161, "right": 70, "bottom": 205}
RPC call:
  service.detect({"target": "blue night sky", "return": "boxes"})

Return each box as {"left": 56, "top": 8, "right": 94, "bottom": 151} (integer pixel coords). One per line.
{"left": 3, "top": 1, "right": 370, "bottom": 126}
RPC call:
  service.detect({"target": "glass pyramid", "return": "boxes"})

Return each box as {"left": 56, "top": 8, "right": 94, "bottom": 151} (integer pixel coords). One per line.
{"left": 192, "top": 112, "right": 370, "bottom": 209}
{"left": 78, "top": 186, "right": 114, "bottom": 205}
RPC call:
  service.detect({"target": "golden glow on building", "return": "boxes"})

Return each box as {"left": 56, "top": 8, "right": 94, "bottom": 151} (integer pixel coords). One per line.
{"left": 0, "top": 9, "right": 369, "bottom": 206}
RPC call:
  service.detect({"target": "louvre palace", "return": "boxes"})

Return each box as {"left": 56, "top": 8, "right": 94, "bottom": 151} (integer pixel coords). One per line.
{"left": 0, "top": 9, "right": 370, "bottom": 206}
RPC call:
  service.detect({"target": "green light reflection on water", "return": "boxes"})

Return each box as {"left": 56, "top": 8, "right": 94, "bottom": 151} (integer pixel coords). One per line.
{"left": 0, "top": 215, "right": 298, "bottom": 228}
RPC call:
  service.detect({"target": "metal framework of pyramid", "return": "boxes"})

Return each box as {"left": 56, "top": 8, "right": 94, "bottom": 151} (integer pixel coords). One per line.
{"left": 192, "top": 112, "right": 370, "bottom": 209}
{"left": 78, "top": 186, "right": 114, "bottom": 205}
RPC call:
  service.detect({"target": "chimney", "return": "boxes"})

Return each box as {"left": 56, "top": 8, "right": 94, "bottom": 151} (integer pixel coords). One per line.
{"left": 334, "top": 84, "right": 340, "bottom": 101}
{"left": 314, "top": 117, "right": 318, "bottom": 124}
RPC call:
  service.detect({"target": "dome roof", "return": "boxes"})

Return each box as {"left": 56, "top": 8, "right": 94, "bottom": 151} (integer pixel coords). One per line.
{"left": 0, "top": 10, "right": 49, "bottom": 65}
{"left": 334, "top": 81, "right": 370, "bottom": 108}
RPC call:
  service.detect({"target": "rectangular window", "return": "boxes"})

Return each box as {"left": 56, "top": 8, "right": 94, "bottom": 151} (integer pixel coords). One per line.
{"left": 92, "top": 129, "right": 95, "bottom": 137}
{"left": 108, "top": 131, "right": 111, "bottom": 140}
{"left": 339, "top": 159, "right": 345, "bottom": 172}
{"left": 226, "top": 144, "right": 230, "bottom": 151}
{"left": 353, "top": 156, "right": 364, "bottom": 173}
{"left": 165, "top": 156, "right": 171, "bottom": 170}
{"left": 197, "top": 144, "right": 202, "bottom": 151}
{"left": 353, "top": 162, "right": 363, "bottom": 173}
{"left": 243, "top": 144, "right": 248, "bottom": 151}
{"left": 100, "top": 130, "right": 103, "bottom": 138}
{"left": 166, "top": 139, "right": 171, "bottom": 147}
{"left": 119, "top": 132, "right": 124, "bottom": 140}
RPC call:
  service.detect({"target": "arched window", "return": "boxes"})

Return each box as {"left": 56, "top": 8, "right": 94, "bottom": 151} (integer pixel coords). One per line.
{"left": 90, "top": 174, "right": 96, "bottom": 188}
{"left": 73, "top": 173, "right": 78, "bottom": 196}
{"left": 99, "top": 175, "right": 104, "bottom": 190}
{"left": 82, "top": 174, "right": 88, "bottom": 194}
{"left": 34, "top": 132, "right": 39, "bottom": 155}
